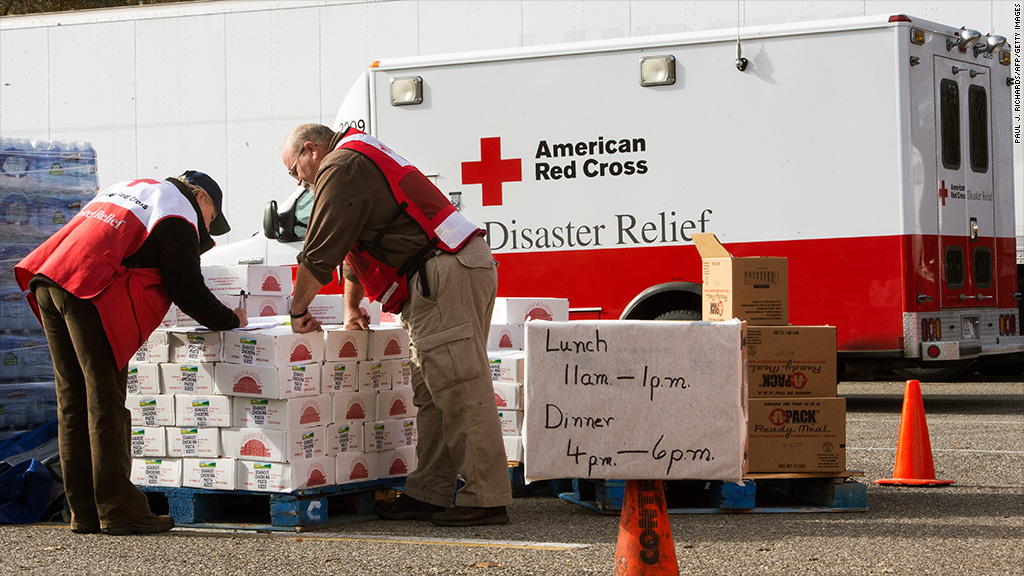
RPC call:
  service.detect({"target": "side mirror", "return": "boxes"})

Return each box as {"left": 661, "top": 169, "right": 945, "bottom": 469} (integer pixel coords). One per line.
{"left": 263, "top": 200, "right": 280, "bottom": 239}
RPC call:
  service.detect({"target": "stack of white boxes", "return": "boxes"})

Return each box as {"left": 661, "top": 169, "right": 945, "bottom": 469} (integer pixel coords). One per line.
{"left": 125, "top": 265, "right": 416, "bottom": 494}
{"left": 324, "top": 324, "right": 416, "bottom": 485}
{"left": 487, "top": 298, "right": 569, "bottom": 464}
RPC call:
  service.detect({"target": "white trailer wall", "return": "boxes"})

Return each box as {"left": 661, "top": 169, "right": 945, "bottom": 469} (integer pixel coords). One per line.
{"left": 1, "top": 0, "right": 1019, "bottom": 245}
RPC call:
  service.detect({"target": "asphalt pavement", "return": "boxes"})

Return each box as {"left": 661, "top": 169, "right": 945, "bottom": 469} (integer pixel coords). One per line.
{"left": 1, "top": 377, "right": 1021, "bottom": 576}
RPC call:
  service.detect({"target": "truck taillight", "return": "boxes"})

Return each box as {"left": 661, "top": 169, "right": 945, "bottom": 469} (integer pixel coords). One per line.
{"left": 921, "top": 318, "right": 942, "bottom": 341}
{"left": 999, "top": 314, "right": 1018, "bottom": 336}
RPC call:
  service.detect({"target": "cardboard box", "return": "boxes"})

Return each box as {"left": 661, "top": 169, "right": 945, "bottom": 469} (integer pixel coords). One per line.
{"left": 215, "top": 362, "right": 320, "bottom": 399}
{"left": 493, "top": 381, "right": 522, "bottom": 410}
{"left": 746, "top": 326, "right": 837, "bottom": 398}
{"left": 503, "top": 435, "right": 524, "bottom": 463}
{"left": 202, "top": 265, "right": 293, "bottom": 296}
{"left": 323, "top": 327, "right": 368, "bottom": 361}
{"left": 309, "top": 294, "right": 346, "bottom": 323}
{"left": 322, "top": 360, "right": 359, "bottom": 393}
{"left": 386, "top": 358, "right": 413, "bottom": 390}
{"left": 366, "top": 326, "right": 410, "bottom": 361}
{"left": 497, "top": 409, "right": 523, "bottom": 436}
{"left": 168, "top": 329, "right": 223, "bottom": 363}
{"left": 129, "top": 426, "right": 166, "bottom": 458}
{"left": 236, "top": 457, "right": 335, "bottom": 492}
{"left": 288, "top": 425, "right": 329, "bottom": 461}
{"left": 174, "top": 394, "right": 232, "bottom": 428}
{"left": 491, "top": 297, "right": 570, "bottom": 324}
{"left": 488, "top": 323, "right": 524, "bottom": 351}
{"left": 130, "top": 458, "right": 182, "bottom": 488}
{"left": 135, "top": 329, "right": 171, "bottom": 363}
{"left": 247, "top": 295, "right": 289, "bottom": 318}
{"left": 363, "top": 417, "right": 417, "bottom": 453}
{"left": 358, "top": 360, "right": 390, "bottom": 391}
{"left": 747, "top": 398, "right": 846, "bottom": 474}
{"left": 377, "top": 388, "right": 416, "bottom": 419}
{"left": 126, "top": 395, "right": 175, "bottom": 427}
{"left": 221, "top": 427, "right": 288, "bottom": 462}
{"left": 126, "top": 363, "right": 161, "bottom": 395}
{"left": 488, "top": 350, "right": 525, "bottom": 383}
{"left": 325, "top": 421, "right": 362, "bottom": 455}
{"left": 166, "top": 426, "right": 221, "bottom": 458}
{"left": 332, "top": 390, "right": 375, "bottom": 422}
{"left": 378, "top": 446, "right": 417, "bottom": 478}
{"left": 182, "top": 458, "right": 237, "bottom": 491}
{"left": 232, "top": 394, "right": 332, "bottom": 430}
{"left": 222, "top": 326, "right": 323, "bottom": 367}
{"left": 161, "top": 363, "right": 217, "bottom": 395}
{"left": 693, "top": 232, "right": 788, "bottom": 326}
{"left": 336, "top": 451, "right": 377, "bottom": 484}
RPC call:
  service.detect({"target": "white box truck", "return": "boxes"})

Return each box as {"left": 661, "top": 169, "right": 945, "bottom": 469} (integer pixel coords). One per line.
{"left": 211, "top": 14, "right": 1023, "bottom": 378}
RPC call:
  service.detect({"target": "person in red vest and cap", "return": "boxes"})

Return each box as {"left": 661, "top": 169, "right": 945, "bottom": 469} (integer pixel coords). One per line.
{"left": 282, "top": 124, "right": 512, "bottom": 526}
{"left": 15, "top": 171, "right": 248, "bottom": 535}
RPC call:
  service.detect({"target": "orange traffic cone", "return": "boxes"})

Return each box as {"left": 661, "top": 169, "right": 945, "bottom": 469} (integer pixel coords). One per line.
{"left": 875, "top": 380, "right": 954, "bottom": 486}
{"left": 614, "top": 480, "right": 679, "bottom": 576}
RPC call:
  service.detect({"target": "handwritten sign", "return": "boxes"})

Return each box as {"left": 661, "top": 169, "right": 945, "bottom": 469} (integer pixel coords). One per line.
{"left": 524, "top": 320, "right": 747, "bottom": 483}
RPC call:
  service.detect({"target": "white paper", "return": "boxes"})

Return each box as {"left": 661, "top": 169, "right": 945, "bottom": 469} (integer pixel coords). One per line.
{"left": 524, "top": 320, "right": 747, "bottom": 483}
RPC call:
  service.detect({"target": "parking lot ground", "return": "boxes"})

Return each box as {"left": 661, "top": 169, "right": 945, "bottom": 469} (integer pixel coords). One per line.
{"left": 1, "top": 379, "right": 1020, "bottom": 576}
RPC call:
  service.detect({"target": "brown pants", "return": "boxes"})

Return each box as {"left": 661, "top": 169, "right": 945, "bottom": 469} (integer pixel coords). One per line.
{"left": 400, "top": 237, "right": 513, "bottom": 508}
{"left": 33, "top": 281, "right": 152, "bottom": 531}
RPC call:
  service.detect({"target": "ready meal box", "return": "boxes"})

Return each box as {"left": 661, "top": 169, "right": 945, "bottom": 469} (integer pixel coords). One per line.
{"left": 130, "top": 458, "right": 182, "bottom": 488}
{"left": 201, "top": 265, "right": 292, "bottom": 296}
{"left": 366, "top": 326, "right": 411, "bottom": 361}
{"left": 745, "top": 326, "right": 837, "bottom": 397}
{"left": 336, "top": 451, "right": 377, "bottom": 484}
{"left": 126, "top": 363, "right": 161, "bottom": 395}
{"left": 161, "top": 363, "right": 217, "bottom": 395}
{"left": 222, "top": 326, "right": 324, "bottom": 367}
{"left": 693, "top": 232, "right": 788, "bottom": 326}
{"left": 378, "top": 446, "right": 417, "bottom": 479}
{"left": 747, "top": 398, "right": 846, "bottom": 474}
{"left": 174, "top": 394, "right": 232, "bottom": 428}
{"left": 491, "top": 297, "right": 569, "bottom": 324}
{"left": 129, "top": 427, "right": 166, "bottom": 458}
{"left": 323, "top": 360, "right": 359, "bottom": 393}
{"left": 215, "top": 362, "right": 321, "bottom": 399}
{"left": 182, "top": 458, "right": 237, "bottom": 491}
{"left": 232, "top": 394, "right": 332, "bottom": 430}
{"left": 166, "top": 426, "right": 221, "bottom": 458}
{"left": 126, "top": 395, "right": 175, "bottom": 427}
{"left": 168, "top": 329, "right": 223, "bottom": 363}
{"left": 236, "top": 457, "right": 335, "bottom": 493}
{"left": 324, "top": 327, "right": 369, "bottom": 361}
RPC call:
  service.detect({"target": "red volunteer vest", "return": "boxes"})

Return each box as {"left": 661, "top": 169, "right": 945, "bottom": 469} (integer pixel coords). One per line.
{"left": 336, "top": 129, "right": 483, "bottom": 313}
{"left": 15, "top": 179, "right": 199, "bottom": 369}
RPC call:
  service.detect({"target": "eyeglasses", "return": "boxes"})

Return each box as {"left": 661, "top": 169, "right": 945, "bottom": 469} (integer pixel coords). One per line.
{"left": 288, "top": 147, "right": 306, "bottom": 180}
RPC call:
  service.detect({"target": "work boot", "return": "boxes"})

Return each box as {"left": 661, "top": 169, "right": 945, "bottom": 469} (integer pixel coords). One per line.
{"left": 375, "top": 493, "right": 447, "bottom": 520}
{"left": 101, "top": 513, "right": 175, "bottom": 535}
{"left": 431, "top": 505, "right": 509, "bottom": 527}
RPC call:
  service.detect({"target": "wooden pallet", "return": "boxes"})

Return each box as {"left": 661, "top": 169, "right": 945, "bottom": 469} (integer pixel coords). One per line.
{"left": 140, "top": 478, "right": 404, "bottom": 532}
{"left": 559, "top": 472, "right": 868, "bottom": 514}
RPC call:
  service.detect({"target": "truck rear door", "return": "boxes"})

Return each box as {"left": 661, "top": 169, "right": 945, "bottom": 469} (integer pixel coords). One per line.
{"left": 934, "top": 55, "right": 996, "bottom": 316}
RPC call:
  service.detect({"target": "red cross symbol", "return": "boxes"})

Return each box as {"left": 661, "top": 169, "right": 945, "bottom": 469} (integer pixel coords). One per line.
{"left": 128, "top": 179, "right": 161, "bottom": 187}
{"left": 461, "top": 137, "right": 522, "bottom": 207}
{"left": 938, "top": 180, "right": 948, "bottom": 206}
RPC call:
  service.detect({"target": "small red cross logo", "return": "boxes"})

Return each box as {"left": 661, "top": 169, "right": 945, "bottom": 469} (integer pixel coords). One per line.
{"left": 938, "top": 180, "right": 948, "bottom": 206}
{"left": 461, "top": 137, "right": 522, "bottom": 206}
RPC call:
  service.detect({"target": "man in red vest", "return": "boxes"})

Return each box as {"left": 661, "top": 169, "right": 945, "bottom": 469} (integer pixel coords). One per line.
{"left": 15, "top": 171, "right": 247, "bottom": 535}
{"left": 283, "top": 124, "right": 512, "bottom": 526}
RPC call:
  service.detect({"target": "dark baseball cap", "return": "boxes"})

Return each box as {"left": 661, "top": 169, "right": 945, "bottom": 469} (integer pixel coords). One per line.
{"left": 183, "top": 170, "right": 230, "bottom": 235}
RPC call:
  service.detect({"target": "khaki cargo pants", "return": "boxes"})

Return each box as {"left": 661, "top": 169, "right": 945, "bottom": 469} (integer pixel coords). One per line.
{"left": 399, "top": 236, "right": 513, "bottom": 508}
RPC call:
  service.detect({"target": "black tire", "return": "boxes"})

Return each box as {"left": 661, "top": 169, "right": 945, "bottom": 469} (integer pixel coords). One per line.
{"left": 653, "top": 309, "right": 702, "bottom": 321}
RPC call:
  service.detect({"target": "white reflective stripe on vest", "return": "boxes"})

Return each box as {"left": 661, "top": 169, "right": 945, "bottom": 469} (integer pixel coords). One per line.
{"left": 435, "top": 209, "right": 479, "bottom": 249}
{"left": 336, "top": 133, "right": 411, "bottom": 168}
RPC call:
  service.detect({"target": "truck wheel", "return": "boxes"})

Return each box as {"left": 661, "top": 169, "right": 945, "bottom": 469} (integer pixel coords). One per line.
{"left": 891, "top": 362, "right": 977, "bottom": 382}
{"left": 653, "top": 309, "right": 702, "bottom": 321}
